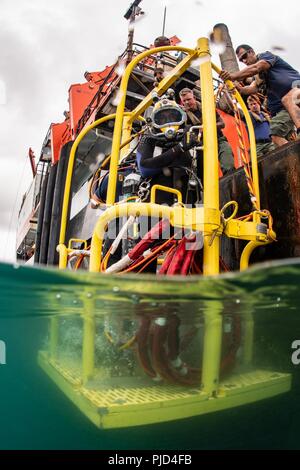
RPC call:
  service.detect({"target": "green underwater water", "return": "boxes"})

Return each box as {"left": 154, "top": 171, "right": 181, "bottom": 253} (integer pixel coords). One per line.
{"left": 0, "top": 259, "right": 300, "bottom": 450}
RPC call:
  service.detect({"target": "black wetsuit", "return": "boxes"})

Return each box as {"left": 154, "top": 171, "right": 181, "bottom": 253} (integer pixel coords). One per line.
{"left": 137, "top": 135, "right": 192, "bottom": 205}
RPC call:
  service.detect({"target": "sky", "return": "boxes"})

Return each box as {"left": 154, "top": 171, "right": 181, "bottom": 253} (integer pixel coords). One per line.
{"left": 0, "top": 0, "right": 299, "bottom": 262}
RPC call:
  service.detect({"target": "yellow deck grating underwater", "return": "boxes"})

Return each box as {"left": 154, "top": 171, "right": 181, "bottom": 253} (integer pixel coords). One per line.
{"left": 38, "top": 351, "right": 292, "bottom": 429}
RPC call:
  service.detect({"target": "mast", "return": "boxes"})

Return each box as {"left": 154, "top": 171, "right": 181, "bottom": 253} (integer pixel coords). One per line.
{"left": 213, "top": 23, "right": 239, "bottom": 73}
{"left": 124, "top": 0, "right": 144, "bottom": 64}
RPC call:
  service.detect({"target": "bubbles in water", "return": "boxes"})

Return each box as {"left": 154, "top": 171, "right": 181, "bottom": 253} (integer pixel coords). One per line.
{"left": 277, "top": 297, "right": 281, "bottom": 302}
{"left": 235, "top": 299, "right": 240, "bottom": 304}
{"left": 89, "top": 152, "right": 106, "bottom": 172}
{"left": 113, "top": 286, "right": 120, "bottom": 292}
{"left": 86, "top": 292, "right": 92, "bottom": 298}
{"left": 88, "top": 162, "right": 98, "bottom": 172}
{"left": 131, "top": 295, "right": 140, "bottom": 304}
{"left": 211, "top": 42, "right": 226, "bottom": 56}
{"left": 96, "top": 152, "right": 106, "bottom": 163}
{"left": 115, "top": 60, "right": 126, "bottom": 77}
{"left": 153, "top": 375, "right": 162, "bottom": 382}
{"left": 56, "top": 294, "right": 61, "bottom": 300}
{"left": 191, "top": 56, "right": 210, "bottom": 67}
{"left": 73, "top": 300, "right": 78, "bottom": 304}
{"left": 271, "top": 45, "right": 286, "bottom": 52}
{"left": 163, "top": 167, "right": 172, "bottom": 177}
{"left": 112, "top": 89, "right": 124, "bottom": 106}
{"left": 13, "top": 264, "right": 20, "bottom": 269}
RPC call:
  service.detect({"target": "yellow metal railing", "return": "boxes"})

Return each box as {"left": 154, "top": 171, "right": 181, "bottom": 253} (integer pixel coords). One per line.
{"left": 212, "top": 63, "right": 260, "bottom": 209}
{"left": 106, "top": 45, "right": 197, "bottom": 206}
{"left": 58, "top": 112, "right": 132, "bottom": 249}
{"left": 57, "top": 37, "right": 275, "bottom": 274}
{"left": 57, "top": 45, "right": 198, "bottom": 267}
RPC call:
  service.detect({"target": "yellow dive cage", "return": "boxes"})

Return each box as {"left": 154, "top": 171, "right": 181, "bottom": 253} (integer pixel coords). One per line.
{"left": 38, "top": 38, "right": 291, "bottom": 429}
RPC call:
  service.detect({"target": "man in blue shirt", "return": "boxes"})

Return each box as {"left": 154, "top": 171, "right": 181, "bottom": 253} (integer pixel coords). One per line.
{"left": 247, "top": 95, "right": 275, "bottom": 157}
{"left": 219, "top": 45, "right": 300, "bottom": 147}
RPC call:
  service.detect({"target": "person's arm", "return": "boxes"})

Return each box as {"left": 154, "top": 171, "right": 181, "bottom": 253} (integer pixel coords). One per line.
{"left": 220, "top": 60, "right": 270, "bottom": 82}
{"left": 139, "top": 137, "right": 186, "bottom": 169}
{"left": 236, "top": 80, "right": 259, "bottom": 95}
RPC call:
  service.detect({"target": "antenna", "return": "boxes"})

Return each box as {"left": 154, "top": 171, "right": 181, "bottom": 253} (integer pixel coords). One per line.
{"left": 162, "top": 6, "right": 167, "bottom": 36}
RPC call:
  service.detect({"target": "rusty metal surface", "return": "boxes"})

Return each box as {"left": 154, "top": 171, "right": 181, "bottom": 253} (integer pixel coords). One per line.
{"left": 220, "top": 141, "right": 300, "bottom": 270}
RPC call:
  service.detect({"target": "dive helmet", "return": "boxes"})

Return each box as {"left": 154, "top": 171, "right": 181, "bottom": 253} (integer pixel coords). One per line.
{"left": 149, "top": 89, "right": 186, "bottom": 139}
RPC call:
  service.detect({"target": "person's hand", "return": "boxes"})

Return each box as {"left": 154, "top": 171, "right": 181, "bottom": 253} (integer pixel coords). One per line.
{"left": 179, "top": 130, "right": 199, "bottom": 151}
{"left": 233, "top": 81, "right": 243, "bottom": 91}
{"left": 219, "top": 70, "right": 233, "bottom": 82}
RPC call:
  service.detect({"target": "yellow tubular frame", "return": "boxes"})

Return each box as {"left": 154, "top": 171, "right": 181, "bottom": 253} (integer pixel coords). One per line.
{"left": 212, "top": 63, "right": 260, "bottom": 210}
{"left": 240, "top": 240, "right": 266, "bottom": 271}
{"left": 150, "top": 185, "right": 182, "bottom": 204}
{"left": 107, "top": 45, "right": 197, "bottom": 206}
{"left": 58, "top": 112, "right": 132, "bottom": 248}
{"left": 198, "top": 38, "right": 220, "bottom": 276}
{"left": 57, "top": 38, "right": 274, "bottom": 276}
{"left": 57, "top": 46, "right": 197, "bottom": 267}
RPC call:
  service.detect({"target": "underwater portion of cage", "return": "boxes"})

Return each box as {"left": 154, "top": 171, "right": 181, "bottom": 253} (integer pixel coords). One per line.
{"left": 38, "top": 300, "right": 292, "bottom": 429}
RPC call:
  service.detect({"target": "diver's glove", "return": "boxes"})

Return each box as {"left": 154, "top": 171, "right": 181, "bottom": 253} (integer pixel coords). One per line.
{"left": 178, "top": 130, "right": 199, "bottom": 151}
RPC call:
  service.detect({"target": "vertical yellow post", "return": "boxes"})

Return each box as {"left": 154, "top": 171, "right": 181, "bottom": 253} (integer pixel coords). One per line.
{"left": 82, "top": 295, "right": 95, "bottom": 384}
{"left": 90, "top": 232, "right": 103, "bottom": 273}
{"left": 120, "top": 116, "right": 132, "bottom": 159}
{"left": 241, "top": 309, "right": 254, "bottom": 365}
{"left": 198, "top": 38, "right": 220, "bottom": 276}
{"left": 50, "top": 317, "right": 59, "bottom": 361}
{"left": 57, "top": 244, "right": 68, "bottom": 269}
{"left": 198, "top": 38, "right": 222, "bottom": 394}
{"left": 201, "top": 301, "right": 223, "bottom": 395}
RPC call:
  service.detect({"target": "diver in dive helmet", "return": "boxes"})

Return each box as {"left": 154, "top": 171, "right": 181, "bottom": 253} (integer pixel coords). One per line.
{"left": 149, "top": 90, "right": 187, "bottom": 140}
{"left": 136, "top": 89, "right": 200, "bottom": 205}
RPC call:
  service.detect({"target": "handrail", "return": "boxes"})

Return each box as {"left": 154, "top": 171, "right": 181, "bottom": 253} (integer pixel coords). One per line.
{"left": 106, "top": 45, "right": 198, "bottom": 206}
{"left": 58, "top": 112, "right": 134, "bottom": 247}
{"left": 211, "top": 63, "right": 260, "bottom": 210}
